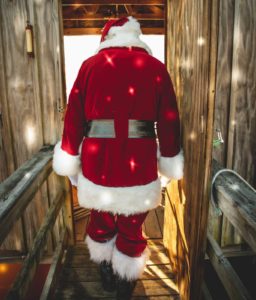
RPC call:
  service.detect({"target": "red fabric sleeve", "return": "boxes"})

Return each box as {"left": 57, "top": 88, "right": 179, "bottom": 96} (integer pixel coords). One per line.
{"left": 61, "top": 64, "right": 86, "bottom": 155}
{"left": 157, "top": 70, "right": 181, "bottom": 157}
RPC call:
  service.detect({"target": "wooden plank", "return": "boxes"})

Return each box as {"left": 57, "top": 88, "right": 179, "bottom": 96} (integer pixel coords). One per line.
{"left": 0, "top": 146, "right": 53, "bottom": 246}
{"left": 164, "top": 0, "right": 218, "bottom": 299}
{"left": 155, "top": 205, "right": 164, "bottom": 236}
{"left": 0, "top": 0, "right": 44, "bottom": 167}
{"left": 6, "top": 190, "right": 65, "bottom": 300}
{"left": 40, "top": 227, "right": 68, "bottom": 300}
{"left": 62, "top": 0, "right": 165, "bottom": 5}
{"left": 54, "top": 278, "right": 178, "bottom": 299}
{"left": 62, "top": 9, "right": 164, "bottom": 21}
{"left": 212, "top": 160, "right": 256, "bottom": 252}
{"left": 201, "top": 281, "right": 213, "bottom": 300}
{"left": 227, "top": 0, "right": 256, "bottom": 188}
{"left": 207, "top": 233, "right": 253, "bottom": 300}
{"left": 212, "top": 0, "right": 234, "bottom": 165}
{"left": 0, "top": 10, "right": 15, "bottom": 182}
{"left": 62, "top": 177, "right": 75, "bottom": 246}
{"left": 63, "top": 27, "right": 164, "bottom": 35}
{"left": 144, "top": 210, "right": 162, "bottom": 239}
{"left": 33, "top": 0, "right": 65, "bottom": 145}
{"left": 60, "top": 263, "right": 174, "bottom": 282}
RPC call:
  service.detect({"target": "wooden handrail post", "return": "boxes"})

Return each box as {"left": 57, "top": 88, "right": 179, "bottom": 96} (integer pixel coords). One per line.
{"left": 62, "top": 177, "right": 75, "bottom": 246}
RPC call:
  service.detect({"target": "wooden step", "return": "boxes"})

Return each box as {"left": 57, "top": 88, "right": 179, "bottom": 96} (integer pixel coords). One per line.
{"left": 53, "top": 238, "right": 179, "bottom": 299}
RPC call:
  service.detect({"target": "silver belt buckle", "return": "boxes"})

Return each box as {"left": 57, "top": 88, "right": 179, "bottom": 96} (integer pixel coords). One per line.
{"left": 85, "top": 120, "right": 156, "bottom": 138}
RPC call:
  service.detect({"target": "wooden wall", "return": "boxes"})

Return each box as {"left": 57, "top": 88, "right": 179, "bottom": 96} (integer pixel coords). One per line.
{"left": 210, "top": 0, "right": 256, "bottom": 247}
{"left": 164, "top": 0, "right": 218, "bottom": 299}
{"left": 213, "top": 0, "right": 256, "bottom": 186}
{"left": 0, "top": 0, "right": 66, "bottom": 253}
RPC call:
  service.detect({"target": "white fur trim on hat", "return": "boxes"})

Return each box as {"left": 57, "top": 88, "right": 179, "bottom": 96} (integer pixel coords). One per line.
{"left": 158, "top": 150, "right": 184, "bottom": 180}
{"left": 52, "top": 141, "right": 81, "bottom": 177}
{"left": 77, "top": 173, "right": 161, "bottom": 216}
{"left": 85, "top": 235, "right": 116, "bottom": 263}
{"left": 96, "top": 16, "right": 152, "bottom": 55}
{"left": 112, "top": 246, "right": 150, "bottom": 280}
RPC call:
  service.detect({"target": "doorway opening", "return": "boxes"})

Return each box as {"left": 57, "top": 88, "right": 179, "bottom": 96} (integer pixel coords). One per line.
{"left": 61, "top": 1, "right": 166, "bottom": 241}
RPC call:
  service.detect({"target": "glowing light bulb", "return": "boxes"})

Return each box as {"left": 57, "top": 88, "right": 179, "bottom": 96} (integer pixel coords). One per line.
{"left": 0, "top": 264, "right": 8, "bottom": 273}
{"left": 128, "top": 86, "right": 135, "bottom": 96}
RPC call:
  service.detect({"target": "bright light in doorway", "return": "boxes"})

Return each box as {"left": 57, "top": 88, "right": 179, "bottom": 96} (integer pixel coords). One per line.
{"left": 64, "top": 35, "right": 164, "bottom": 96}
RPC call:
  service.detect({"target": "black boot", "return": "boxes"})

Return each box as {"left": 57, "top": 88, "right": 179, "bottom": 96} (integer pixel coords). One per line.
{"left": 99, "top": 260, "right": 116, "bottom": 292}
{"left": 116, "top": 277, "right": 137, "bottom": 300}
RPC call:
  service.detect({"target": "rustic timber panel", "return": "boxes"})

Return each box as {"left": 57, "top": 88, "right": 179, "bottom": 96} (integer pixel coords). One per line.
{"left": 209, "top": 0, "right": 256, "bottom": 248}
{"left": 212, "top": 0, "right": 234, "bottom": 166}
{"left": 0, "top": 0, "right": 66, "bottom": 253}
{"left": 164, "top": 1, "right": 217, "bottom": 299}
{"left": 213, "top": 0, "right": 256, "bottom": 186}
{"left": 228, "top": 0, "right": 256, "bottom": 186}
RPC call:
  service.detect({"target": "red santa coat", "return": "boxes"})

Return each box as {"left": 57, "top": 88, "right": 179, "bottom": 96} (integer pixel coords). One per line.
{"left": 53, "top": 17, "right": 183, "bottom": 216}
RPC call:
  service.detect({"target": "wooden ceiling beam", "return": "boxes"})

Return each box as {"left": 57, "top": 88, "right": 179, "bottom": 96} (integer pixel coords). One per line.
{"left": 124, "top": 5, "right": 133, "bottom": 15}
{"left": 64, "top": 27, "right": 164, "bottom": 35}
{"left": 62, "top": 0, "right": 164, "bottom": 6}
{"left": 63, "top": 14, "right": 164, "bottom": 21}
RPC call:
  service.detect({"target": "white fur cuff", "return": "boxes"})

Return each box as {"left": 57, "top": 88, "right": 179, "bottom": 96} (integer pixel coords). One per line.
{"left": 85, "top": 235, "right": 116, "bottom": 263}
{"left": 52, "top": 141, "right": 81, "bottom": 177}
{"left": 112, "top": 246, "right": 150, "bottom": 280}
{"left": 158, "top": 150, "right": 184, "bottom": 180}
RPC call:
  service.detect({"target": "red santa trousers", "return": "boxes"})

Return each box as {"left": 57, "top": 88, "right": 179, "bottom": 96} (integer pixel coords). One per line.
{"left": 86, "top": 209, "right": 149, "bottom": 281}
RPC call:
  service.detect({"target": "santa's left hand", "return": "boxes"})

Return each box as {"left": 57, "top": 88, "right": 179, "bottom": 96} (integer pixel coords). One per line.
{"left": 68, "top": 175, "right": 78, "bottom": 186}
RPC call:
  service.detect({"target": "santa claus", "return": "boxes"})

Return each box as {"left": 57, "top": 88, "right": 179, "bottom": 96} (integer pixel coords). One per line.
{"left": 53, "top": 16, "right": 183, "bottom": 299}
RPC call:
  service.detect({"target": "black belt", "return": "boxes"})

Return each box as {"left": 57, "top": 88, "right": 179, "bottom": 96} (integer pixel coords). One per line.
{"left": 84, "top": 120, "right": 156, "bottom": 138}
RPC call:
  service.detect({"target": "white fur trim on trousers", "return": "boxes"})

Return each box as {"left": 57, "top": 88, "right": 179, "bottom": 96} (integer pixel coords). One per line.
{"left": 112, "top": 246, "right": 150, "bottom": 280}
{"left": 85, "top": 235, "right": 116, "bottom": 263}
{"left": 77, "top": 173, "right": 162, "bottom": 216}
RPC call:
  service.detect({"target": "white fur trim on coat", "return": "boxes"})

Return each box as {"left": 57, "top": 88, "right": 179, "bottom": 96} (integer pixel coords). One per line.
{"left": 96, "top": 17, "right": 152, "bottom": 55}
{"left": 112, "top": 246, "right": 150, "bottom": 280}
{"left": 158, "top": 150, "right": 184, "bottom": 180}
{"left": 52, "top": 141, "right": 81, "bottom": 177}
{"left": 85, "top": 235, "right": 116, "bottom": 263}
{"left": 77, "top": 173, "right": 161, "bottom": 216}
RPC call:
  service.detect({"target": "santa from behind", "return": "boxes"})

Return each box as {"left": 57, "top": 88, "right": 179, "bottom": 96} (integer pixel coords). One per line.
{"left": 53, "top": 16, "right": 183, "bottom": 299}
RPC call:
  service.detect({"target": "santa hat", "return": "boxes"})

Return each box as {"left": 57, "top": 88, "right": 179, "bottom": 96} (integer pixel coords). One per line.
{"left": 96, "top": 16, "right": 152, "bottom": 55}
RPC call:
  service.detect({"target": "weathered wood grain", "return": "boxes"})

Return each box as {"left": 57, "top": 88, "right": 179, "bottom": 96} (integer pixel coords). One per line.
{"left": 165, "top": 0, "right": 218, "bottom": 299}
{"left": 0, "top": 0, "right": 66, "bottom": 253}
{"left": 6, "top": 190, "right": 65, "bottom": 300}
{"left": 207, "top": 233, "right": 253, "bottom": 300}
{"left": 0, "top": 146, "right": 53, "bottom": 246}
{"left": 212, "top": 160, "right": 256, "bottom": 252}
{"left": 212, "top": 0, "right": 235, "bottom": 165}
{"left": 0, "top": 10, "right": 15, "bottom": 182}
{"left": 228, "top": 0, "right": 256, "bottom": 186}
{"left": 40, "top": 227, "right": 68, "bottom": 300}
{"left": 144, "top": 210, "right": 162, "bottom": 239}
